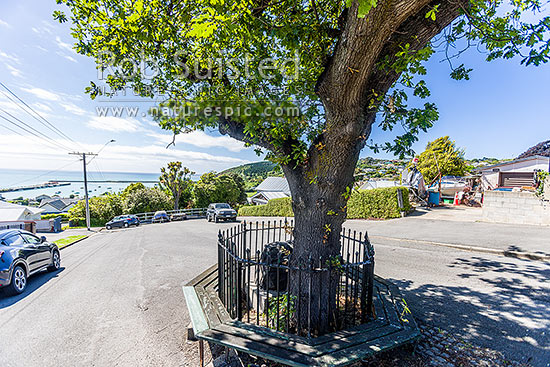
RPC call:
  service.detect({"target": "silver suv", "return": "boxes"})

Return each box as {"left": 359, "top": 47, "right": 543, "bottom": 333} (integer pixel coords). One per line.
{"left": 206, "top": 203, "right": 237, "bottom": 222}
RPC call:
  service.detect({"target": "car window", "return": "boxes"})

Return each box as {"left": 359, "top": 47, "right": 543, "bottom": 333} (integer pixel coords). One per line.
{"left": 3, "top": 234, "right": 26, "bottom": 246}
{"left": 215, "top": 204, "right": 230, "bottom": 209}
{"left": 22, "top": 234, "right": 41, "bottom": 245}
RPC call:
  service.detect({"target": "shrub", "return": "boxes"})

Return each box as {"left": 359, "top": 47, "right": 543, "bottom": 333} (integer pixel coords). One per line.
{"left": 239, "top": 197, "right": 293, "bottom": 217}
{"left": 239, "top": 187, "right": 411, "bottom": 220}
{"left": 346, "top": 187, "right": 411, "bottom": 219}
{"left": 41, "top": 213, "right": 70, "bottom": 220}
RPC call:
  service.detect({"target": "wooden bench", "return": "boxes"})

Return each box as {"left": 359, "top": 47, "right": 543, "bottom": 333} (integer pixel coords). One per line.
{"left": 183, "top": 264, "right": 420, "bottom": 366}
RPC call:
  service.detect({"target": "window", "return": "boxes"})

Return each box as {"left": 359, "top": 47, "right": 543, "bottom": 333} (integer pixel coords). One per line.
{"left": 3, "top": 234, "right": 26, "bottom": 246}
{"left": 215, "top": 204, "right": 230, "bottom": 209}
{"left": 22, "top": 234, "right": 41, "bottom": 245}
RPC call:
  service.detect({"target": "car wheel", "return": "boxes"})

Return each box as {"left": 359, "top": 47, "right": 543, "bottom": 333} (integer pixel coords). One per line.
{"left": 106, "top": 224, "right": 112, "bottom": 230}
{"left": 8, "top": 266, "right": 27, "bottom": 295}
{"left": 124, "top": 222, "right": 129, "bottom": 228}
{"left": 48, "top": 251, "right": 61, "bottom": 272}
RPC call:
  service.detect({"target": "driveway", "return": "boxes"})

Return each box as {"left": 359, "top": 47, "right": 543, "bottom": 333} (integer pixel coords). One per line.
{"left": 0, "top": 219, "right": 548, "bottom": 367}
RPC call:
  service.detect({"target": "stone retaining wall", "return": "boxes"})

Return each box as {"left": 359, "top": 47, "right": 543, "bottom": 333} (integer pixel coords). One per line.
{"left": 482, "top": 190, "right": 550, "bottom": 226}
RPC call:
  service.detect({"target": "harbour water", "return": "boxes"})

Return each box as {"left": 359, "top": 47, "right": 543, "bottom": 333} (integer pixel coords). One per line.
{"left": 0, "top": 168, "right": 162, "bottom": 200}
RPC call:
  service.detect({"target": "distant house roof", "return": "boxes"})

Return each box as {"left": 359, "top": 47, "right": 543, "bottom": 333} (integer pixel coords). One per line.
{"left": 474, "top": 155, "right": 550, "bottom": 172}
{"left": 254, "top": 177, "right": 290, "bottom": 194}
{"left": 0, "top": 201, "right": 44, "bottom": 221}
{"left": 358, "top": 180, "right": 400, "bottom": 191}
{"left": 39, "top": 197, "right": 78, "bottom": 213}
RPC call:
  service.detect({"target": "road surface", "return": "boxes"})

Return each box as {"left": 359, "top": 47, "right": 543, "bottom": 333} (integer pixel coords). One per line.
{"left": 0, "top": 219, "right": 548, "bottom": 367}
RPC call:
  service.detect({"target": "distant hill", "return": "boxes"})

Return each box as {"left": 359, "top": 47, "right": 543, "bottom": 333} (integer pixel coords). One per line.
{"left": 221, "top": 161, "right": 280, "bottom": 191}
{"left": 517, "top": 140, "right": 550, "bottom": 159}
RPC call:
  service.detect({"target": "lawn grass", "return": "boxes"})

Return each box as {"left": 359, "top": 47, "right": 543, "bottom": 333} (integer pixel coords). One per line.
{"left": 54, "top": 235, "right": 88, "bottom": 249}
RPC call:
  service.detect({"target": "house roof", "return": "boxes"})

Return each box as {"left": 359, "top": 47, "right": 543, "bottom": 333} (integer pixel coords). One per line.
{"left": 474, "top": 155, "right": 550, "bottom": 172}
{"left": 0, "top": 200, "right": 44, "bottom": 214}
{"left": 254, "top": 177, "right": 290, "bottom": 194}
{"left": 251, "top": 191, "right": 290, "bottom": 201}
{"left": 0, "top": 201, "right": 44, "bottom": 221}
{"left": 39, "top": 197, "right": 78, "bottom": 211}
{"left": 358, "top": 180, "right": 400, "bottom": 191}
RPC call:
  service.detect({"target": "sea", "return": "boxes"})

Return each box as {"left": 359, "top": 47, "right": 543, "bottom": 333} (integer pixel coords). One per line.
{"left": 0, "top": 168, "right": 163, "bottom": 201}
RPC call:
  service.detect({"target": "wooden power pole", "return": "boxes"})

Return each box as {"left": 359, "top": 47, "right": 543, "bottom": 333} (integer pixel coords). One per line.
{"left": 69, "top": 152, "right": 97, "bottom": 231}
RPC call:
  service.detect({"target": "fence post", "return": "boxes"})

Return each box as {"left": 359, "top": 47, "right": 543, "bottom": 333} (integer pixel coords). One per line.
{"left": 361, "top": 231, "right": 376, "bottom": 323}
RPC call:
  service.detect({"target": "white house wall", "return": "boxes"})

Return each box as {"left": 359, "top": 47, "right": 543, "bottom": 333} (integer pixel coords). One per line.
{"left": 479, "top": 157, "right": 550, "bottom": 190}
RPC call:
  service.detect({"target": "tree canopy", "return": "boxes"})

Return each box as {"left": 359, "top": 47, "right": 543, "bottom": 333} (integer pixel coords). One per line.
{"left": 55, "top": 0, "right": 550, "bottom": 161}
{"left": 193, "top": 172, "right": 247, "bottom": 208}
{"left": 159, "top": 161, "right": 194, "bottom": 210}
{"left": 412, "top": 136, "right": 467, "bottom": 183}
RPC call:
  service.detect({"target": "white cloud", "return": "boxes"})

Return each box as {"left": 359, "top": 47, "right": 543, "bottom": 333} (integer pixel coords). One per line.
{"left": 35, "top": 45, "right": 49, "bottom": 53}
{"left": 0, "top": 19, "right": 10, "bottom": 28}
{"left": 61, "top": 102, "right": 86, "bottom": 115}
{"left": 6, "top": 65, "right": 23, "bottom": 78}
{"left": 33, "top": 102, "right": 53, "bottom": 113}
{"left": 55, "top": 36, "right": 77, "bottom": 55}
{"left": 21, "top": 87, "right": 61, "bottom": 101}
{"left": 0, "top": 134, "right": 249, "bottom": 173}
{"left": 146, "top": 130, "right": 246, "bottom": 152}
{"left": 0, "top": 51, "right": 20, "bottom": 64}
{"left": 55, "top": 50, "right": 77, "bottom": 63}
{"left": 87, "top": 116, "right": 142, "bottom": 132}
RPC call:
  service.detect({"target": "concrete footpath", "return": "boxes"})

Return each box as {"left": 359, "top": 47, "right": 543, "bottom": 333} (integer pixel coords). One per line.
{"left": 345, "top": 206, "right": 549, "bottom": 260}
{"left": 243, "top": 206, "right": 549, "bottom": 260}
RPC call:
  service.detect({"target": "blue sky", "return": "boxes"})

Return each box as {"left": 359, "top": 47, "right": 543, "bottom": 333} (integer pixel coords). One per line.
{"left": 0, "top": 1, "right": 549, "bottom": 176}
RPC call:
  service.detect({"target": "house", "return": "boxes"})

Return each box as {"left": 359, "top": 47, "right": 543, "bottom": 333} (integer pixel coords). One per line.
{"left": 38, "top": 197, "right": 78, "bottom": 214}
{"left": 358, "top": 180, "right": 400, "bottom": 190}
{"left": 249, "top": 177, "right": 291, "bottom": 205}
{"left": 35, "top": 194, "right": 51, "bottom": 202}
{"left": 475, "top": 155, "right": 550, "bottom": 190}
{"left": 0, "top": 201, "right": 44, "bottom": 221}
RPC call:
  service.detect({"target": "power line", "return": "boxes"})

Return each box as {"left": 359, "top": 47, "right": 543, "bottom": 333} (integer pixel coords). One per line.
{"left": 0, "top": 81, "right": 78, "bottom": 145}
{"left": 0, "top": 116, "right": 69, "bottom": 151}
{"left": 0, "top": 111, "right": 72, "bottom": 151}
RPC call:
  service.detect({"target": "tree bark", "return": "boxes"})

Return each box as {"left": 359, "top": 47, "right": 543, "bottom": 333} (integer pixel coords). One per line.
{"left": 218, "top": 0, "right": 469, "bottom": 334}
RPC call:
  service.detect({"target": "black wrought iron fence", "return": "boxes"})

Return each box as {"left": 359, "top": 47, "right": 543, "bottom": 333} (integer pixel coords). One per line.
{"left": 217, "top": 220, "right": 375, "bottom": 338}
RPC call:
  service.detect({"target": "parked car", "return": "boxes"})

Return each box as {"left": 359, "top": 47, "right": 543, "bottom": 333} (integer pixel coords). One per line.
{"left": 0, "top": 229, "right": 60, "bottom": 295}
{"left": 206, "top": 203, "right": 237, "bottom": 222}
{"left": 170, "top": 212, "right": 187, "bottom": 221}
{"left": 105, "top": 215, "right": 140, "bottom": 230}
{"left": 152, "top": 211, "right": 170, "bottom": 223}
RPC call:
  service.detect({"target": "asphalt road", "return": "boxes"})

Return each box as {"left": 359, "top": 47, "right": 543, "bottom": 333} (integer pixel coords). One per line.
{"left": 0, "top": 219, "right": 548, "bottom": 367}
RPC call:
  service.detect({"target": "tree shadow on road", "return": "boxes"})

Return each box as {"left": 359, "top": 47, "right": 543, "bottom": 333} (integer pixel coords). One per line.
{"left": 0, "top": 267, "right": 65, "bottom": 308}
{"left": 388, "top": 256, "right": 550, "bottom": 366}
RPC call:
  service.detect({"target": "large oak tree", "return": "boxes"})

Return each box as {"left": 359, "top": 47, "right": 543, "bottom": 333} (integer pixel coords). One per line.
{"left": 55, "top": 0, "right": 549, "bottom": 333}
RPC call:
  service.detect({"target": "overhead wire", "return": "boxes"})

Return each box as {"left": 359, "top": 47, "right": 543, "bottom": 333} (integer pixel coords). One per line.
{"left": 0, "top": 110, "right": 73, "bottom": 152}
{"left": 0, "top": 81, "right": 79, "bottom": 145}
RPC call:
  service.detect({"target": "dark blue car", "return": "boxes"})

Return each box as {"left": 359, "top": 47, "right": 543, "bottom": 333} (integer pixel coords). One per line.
{"left": 105, "top": 215, "right": 140, "bottom": 230}
{"left": 0, "top": 229, "right": 60, "bottom": 296}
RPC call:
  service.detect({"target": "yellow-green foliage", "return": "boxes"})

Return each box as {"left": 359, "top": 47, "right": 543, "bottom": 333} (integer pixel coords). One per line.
{"left": 347, "top": 187, "right": 411, "bottom": 219}
{"left": 239, "top": 187, "right": 411, "bottom": 220}
{"left": 239, "top": 197, "right": 293, "bottom": 217}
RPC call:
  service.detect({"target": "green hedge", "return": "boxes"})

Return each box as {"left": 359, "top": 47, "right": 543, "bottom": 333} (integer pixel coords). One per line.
{"left": 346, "top": 187, "right": 411, "bottom": 219}
{"left": 239, "top": 197, "right": 293, "bottom": 217}
{"left": 41, "top": 213, "right": 70, "bottom": 220}
{"left": 238, "top": 187, "right": 410, "bottom": 220}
